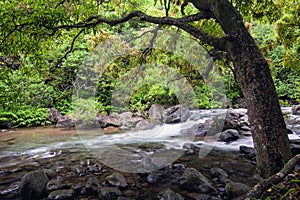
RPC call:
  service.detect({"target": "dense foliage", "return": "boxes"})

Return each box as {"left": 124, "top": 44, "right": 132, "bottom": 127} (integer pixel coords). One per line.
{"left": 0, "top": 0, "right": 299, "bottom": 127}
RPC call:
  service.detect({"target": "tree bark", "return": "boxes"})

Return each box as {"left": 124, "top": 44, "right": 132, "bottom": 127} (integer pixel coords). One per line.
{"left": 204, "top": 0, "right": 292, "bottom": 178}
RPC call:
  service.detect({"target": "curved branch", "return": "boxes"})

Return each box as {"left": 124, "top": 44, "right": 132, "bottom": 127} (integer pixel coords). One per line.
{"left": 244, "top": 154, "right": 300, "bottom": 199}
{"left": 52, "top": 11, "right": 225, "bottom": 50}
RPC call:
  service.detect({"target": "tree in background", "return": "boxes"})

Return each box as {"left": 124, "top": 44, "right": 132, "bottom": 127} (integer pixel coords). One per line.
{"left": 0, "top": 0, "right": 296, "bottom": 178}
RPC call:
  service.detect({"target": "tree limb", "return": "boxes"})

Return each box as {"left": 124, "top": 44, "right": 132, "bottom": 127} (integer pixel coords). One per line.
{"left": 52, "top": 11, "right": 225, "bottom": 50}
{"left": 244, "top": 154, "right": 300, "bottom": 199}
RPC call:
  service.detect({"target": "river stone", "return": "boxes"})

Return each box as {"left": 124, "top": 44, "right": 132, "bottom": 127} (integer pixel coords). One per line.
{"left": 56, "top": 116, "right": 74, "bottom": 128}
{"left": 98, "top": 187, "right": 122, "bottom": 200}
{"left": 210, "top": 168, "right": 230, "bottom": 184}
{"left": 85, "top": 176, "right": 101, "bottom": 195}
{"left": 239, "top": 145, "right": 255, "bottom": 155}
{"left": 46, "top": 180, "right": 62, "bottom": 191}
{"left": 186, "top": 193, "right": 219, "bottom": 200}
{"left": 106, "top": 172, "right": 127, "bottom": 187}
{"left": 163, "top": 105, "right": 189, "bottom": 124}
{"left": 19, "top": 170, "right": 49, "bottom": 200}
{"left": 96, "top": 113, "right": 120, "bottom": 128}
{"left": 225, "top": 181, "right": 250, "bottom": 198}
{"left": 219, "top": 129, "right": 239, "bottom": 143}
{"left": 223, "top": 109, "right": 240, "bottom": 130}
{"left": 180, "top": 123, "right": 208, "bottom": 137}
{"left": 158, "top": 188, "right": 184, "bottom": 200}
{"left": 48, "top": 108, "right": 61, "bottom": 123}
{"left": 149, "top": 104, "right": 165, "bottom": 122}
{"left": 179, "top": 168, "right": 216, "bottom": 193}
{"left": 136, "top": 119, "right": 158, "bottom": 130}
{"left": 47, "top": 189, "right": 74, "bottom": 200}
{"left": 292, "top": 105, "right": 300, "bottom": 115}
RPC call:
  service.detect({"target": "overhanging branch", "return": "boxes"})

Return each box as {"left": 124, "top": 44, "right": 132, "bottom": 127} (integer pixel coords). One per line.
{"left": 52, "top": 11, "right": 225, "bottom": 50}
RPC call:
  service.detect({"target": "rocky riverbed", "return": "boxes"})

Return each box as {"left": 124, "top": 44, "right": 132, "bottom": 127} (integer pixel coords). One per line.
{"left": 1, "top": 105, "right": 300, "bottom": 199}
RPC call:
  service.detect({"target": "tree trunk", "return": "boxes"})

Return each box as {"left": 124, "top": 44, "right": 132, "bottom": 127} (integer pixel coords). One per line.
{"left": 207, "top": 0, "right": 292, "bottom": 178}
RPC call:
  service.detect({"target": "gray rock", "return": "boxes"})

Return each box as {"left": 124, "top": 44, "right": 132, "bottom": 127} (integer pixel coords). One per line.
{"left": 106, "top": 172, "right": 127, "bottom": 187}
{"left": 225, "top": 181, "right": 250, "bottom": 198}
{"left": 158, "top": 188, "right": 184, "bottom": 200}
{"left": 48, "top": 189, "right": 74, "bottom": 200}
{"left": 292, "top": 105, "right": 300, "bottom": 115}
{"left": 239, "top": 146, "right": 255, "bottom": 156}
{"left": 98, "top": 187, "right": 122, "bottom": 200}
{"left": 46, "top": 180, "right": 62, "bottom": 191}
{"left": 48, "top": 108, "right": 61, "bottom": 123}
{"left": 180, "top": 168, "right": 216, "bottom": 193}
{"left": 149, "top": 104, "right": 165, "bottom": 122}
{"left": 136, "top": 119, "right": 158, "bottom": 130}
{"left": 186, "top": 193, "right": 219, "bottom": 200}
{"left": 163, "top": 105, "right": 189, "bottom": 124}
{"left": 210, "top": 168, "right": 230, "bottom": 184}
{"left": 223, "top": 109, "right": 240, "bottom": 130}
{"left": 85, "top": 176, "right": 101, "bottom": 194}
{"left": 219, "top": 129, "right": 239, "bottom": 143}
{"left": 56, "top": 116, "right": 74, "bottom": 128}
{"left": 19, "top": 170, "right": 49, "bottom": 200}
{"left": 181, "top": 123, "right": 208, "bottom": 137}
{"left": 96, "top": 113, "right": 120, "bottom": 128}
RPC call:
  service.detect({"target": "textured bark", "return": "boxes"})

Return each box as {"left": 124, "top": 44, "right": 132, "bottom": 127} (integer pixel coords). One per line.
{"left": 204, "top": 0, "right": 292, "bottom": 178}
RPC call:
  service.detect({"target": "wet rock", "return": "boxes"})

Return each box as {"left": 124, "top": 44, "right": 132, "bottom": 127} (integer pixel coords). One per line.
{"left": 98, "top": 187, "right": 122, "bottom": 200}
{"left": 149, "top": 104, "right": 165, "bottom": 122}
{"left": 48, "top": 108, "right": 61, "bottom": 123}
{"left": 56, "top": 116, "right": 74, "bottom": 128}
{"left": 223, "top": 109, "right": 240, "bottom": 130}
{"left": 48, "top": 189, "right": 74, "bottom": 200}
{"left": 42, "top": 169, "right": 57, "bottom": 180}
{"left": 292, "top": 105, "right": 300, "bottom": 115}
{"left": 180, "top": 123, "right": 208, "bottom": 137}
{"left": 136, "top": 119, "right": 158, "bottom": 130}
{"left": 106, "top": 172, "right": 127, "bottom": 187}
{"left": 85, "top": 176, "right": 101, "bottom": 195}
{"left": 219, "top": 129, "right": 239, "bottom": 143}
{"left": 239, "top": 146, "right": 255, "bottom": 157}
{"left": 117, "top": 112, "right": 144, "bottom": 129}
{"left": 179, "top": 168, "right": 216, "bottom": 193}
{"left": 225, "top": 181, "right": 250, "bottom": 198}
{"left": 186, "top": 193, "right": 219, "bottom": 200}
{"left": 290, "top": 140, "right": 300, "bottom": 156}
{"left": 96, "top": 113, "right": 120, "bottom": 128}
{"left": 19, "top": 170, "right": 49, "bottom": 200}
{"left": 46, "top": 180, "right": 62, "bottom": 191}
{"left": 163, "top": 105, "right": 189, "bottom": 124}
{"left": 158, "top": 188, "right": 184, "bottom": 200}
{"left": 210, "top": 168, "right": 230, "bottom": 184}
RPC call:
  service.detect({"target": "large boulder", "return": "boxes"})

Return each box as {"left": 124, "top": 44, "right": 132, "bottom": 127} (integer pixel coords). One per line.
{"left": 179, "top": 168, "right": 216, "bottom": 193}
{"left": 56, "top": 116, "right": 74, "bottom": 128}
{"left": 292, "top": 105, "right": 300, "bottom": 115}
{"left": 180, "top": 123, "right": 209, "bottom": 137}
{"left": 115, "top": 112, "right": 144, "bottom": 129}
{"left": 19, "top": 170, "right": 50, "bottom": 200}
{"left": 96, "top": 113, "right": 120, "bottom": 128}
{"left": 163, "top": 105, "right": 189, "bottom": 124}
{"left": 149, "top": 104, "right": 165, "bottom": 122}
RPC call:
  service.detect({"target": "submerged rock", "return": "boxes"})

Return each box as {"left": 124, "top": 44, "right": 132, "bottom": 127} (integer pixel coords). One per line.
{"left": 179, "top": 168, "right": 216, "bottom": 193}
{"left": 98, "top": 187, "right": 122, "bottom": 200}
{"left": 106, "top": 172, "right": 127, "bottom": 187}
{"left": 19, "top": 170, "right": 50, "bottom": 200}
{"left": 48, "top": 189, "right": 74, "bottom": 200}
{"left": 158, "top": 188, "right": 184, "bottom": 200}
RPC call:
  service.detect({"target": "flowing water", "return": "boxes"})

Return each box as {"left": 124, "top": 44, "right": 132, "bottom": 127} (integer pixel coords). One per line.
{"left": 0, "top": 108, "right": 299, "bottom": 198}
